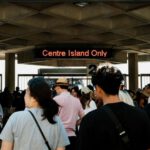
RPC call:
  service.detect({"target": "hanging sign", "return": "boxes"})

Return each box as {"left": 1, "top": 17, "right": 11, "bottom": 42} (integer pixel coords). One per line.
{"left": 34, "top": 48, "right": 112, "bottom": 59}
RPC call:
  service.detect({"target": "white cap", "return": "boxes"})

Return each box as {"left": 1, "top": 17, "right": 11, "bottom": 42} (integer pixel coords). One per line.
{"left": 81, "top": 87, "right": 91, "bottom": 94}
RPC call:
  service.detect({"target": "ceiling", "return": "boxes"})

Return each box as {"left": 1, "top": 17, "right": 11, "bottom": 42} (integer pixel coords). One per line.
{"left": 0, "top": 0, "right": 150, "bottom": 66}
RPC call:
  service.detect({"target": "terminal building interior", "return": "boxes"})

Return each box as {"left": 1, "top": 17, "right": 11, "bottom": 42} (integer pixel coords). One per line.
{"left": 0, "top": 0, "right": 149, "bottom": 65}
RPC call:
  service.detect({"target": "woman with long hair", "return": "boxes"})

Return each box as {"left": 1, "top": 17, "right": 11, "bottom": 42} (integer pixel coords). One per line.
{"left": 0, "top": 77, "right": 69, "bottom": 150}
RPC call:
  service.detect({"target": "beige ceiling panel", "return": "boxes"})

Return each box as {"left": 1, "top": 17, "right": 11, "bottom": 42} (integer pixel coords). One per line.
{"left": 116, "top": 38, "right": 146, "bottom": 47}
{"left": 59, "top": 38, "right": 89, "bottom": 43}
{"left": 3, "top": 38, "right": 28, "bottom": 46}
{"left": 131, "top": 6, "right": 150, "bottom": 21}
{"left": 115, "top": 28, "right": 137, "bottom": 37}
{"left": 111, "top": 14, "right": 146, "bottom": 29}
{"left": 115, "top": 24, "right": 150, "bottom": 38}
{"left": 42, "top": 4, "right": 81, "bottom": 20}
{"left": 51, "top": 25, "right": 101, "bottom": 36}
{"left": 96, "top": 32, "right": 128, "bottom": 42}
{"left": 85, "top": 18, "right": 112, "bottom": 30}
{"left": 22, "top": 32, "right": 53, "bottom": 40}
{"left": 75, "top": 3, "right": 122, "bottom": 20}
{"left": 137, "top": 34, "right": 150, "bottom": 42}
{"left": 136, "top": 44, "right": 150, "bottom": 50}
{"left": 0, "top": 21, "right": 4, "bottom": 26}
{"left": 78, "top": 35, "right": 104, "bottom": 43}
{"left": 107, "top": 2, "right": 148, "bottom": 11}
{"left": 12, "top": 14, "right": 73, "bottom": 29}
{"left": 42, "top": 3, "right": 122, "bottom": 21}
{"left": 0, "top": 34, "right": 10, "bottom": 40}
{"left": 23, "top": 32, "right": 75, "bottom": 44}
{"left": 16, "top": 3, "right": 55, "bottom": 11}
{"left": 0, "top": 4, "right": 37, "bottom": 21}
{"left": 0, "top": 24, "right": 34, "bottom": 36}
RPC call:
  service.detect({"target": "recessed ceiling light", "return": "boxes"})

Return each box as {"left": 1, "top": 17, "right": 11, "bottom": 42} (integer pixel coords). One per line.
{"left": 74, "top": 2, "right": 88, "bottom": 7}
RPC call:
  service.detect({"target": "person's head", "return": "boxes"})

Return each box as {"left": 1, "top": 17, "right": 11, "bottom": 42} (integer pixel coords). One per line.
{"left": 16, "top": 86, "right": 20, "bottom": 92}
{"left": 70, "top": 86, "right": 81, "bottom": 98}
{"left": 80, "top": 86, "right": 92, "bottom": 109}
{"left": 54, "top": 78, "right": 69, "bottom": 95}
{"left": 25, "top": 77, "right": 59, "bottom": 124}
{"left": 92, "top": 65, "right": 124, "bottom": 100}
{"left": 143, "top": 84, "right": 150, "bottom": 97}
{"left": 87, "top": 85, "right": 94, "bottom": 91}
{"left": 134, "top": 89, "right": 148, "bottom": 108}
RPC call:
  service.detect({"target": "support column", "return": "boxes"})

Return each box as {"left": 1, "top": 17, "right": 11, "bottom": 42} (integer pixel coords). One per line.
{"left": 128, "top": 53, "right": 138, "bottom": 92}
{"left": 5, "top": 53, "right": 15, "bottom": 92}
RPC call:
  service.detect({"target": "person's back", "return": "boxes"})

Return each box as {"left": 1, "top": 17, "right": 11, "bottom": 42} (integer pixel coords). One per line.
{"left": 0, "top": 77, "right": 69, "bottom": 150}
{"left": 144, "top": 103, "right": 150, "bottom": 119}
{"left": 78, "top": 65, "right": 150, "bottom": 150}
{"left": 54, "top": 78, "right": 84, "bottom": 150}
{"left": 54, "top": 91, "right": 84, "bottom": 136}
{"left": 78, "top": 102, "right": 150, "bottom": 150}
{"left": 0, "top": 108, "right": 69, "bottom": 150}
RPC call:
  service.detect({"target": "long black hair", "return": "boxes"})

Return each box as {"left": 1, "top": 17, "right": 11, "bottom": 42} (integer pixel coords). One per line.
{"left": 28, "top": 77, "right": 59, "bottom": 124}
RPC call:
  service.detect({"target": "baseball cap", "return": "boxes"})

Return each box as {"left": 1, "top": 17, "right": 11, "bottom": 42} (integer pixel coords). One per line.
{"left": 81, "top": 87, "right": 91, "bottom": 94}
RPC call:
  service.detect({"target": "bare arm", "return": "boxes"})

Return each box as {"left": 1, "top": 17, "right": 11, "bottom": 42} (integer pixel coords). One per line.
{"left": 1, "top": 141, "right": 13, "bottom": 150}
{"left": 56, "top": 147, "right": 65, "bottom": 150}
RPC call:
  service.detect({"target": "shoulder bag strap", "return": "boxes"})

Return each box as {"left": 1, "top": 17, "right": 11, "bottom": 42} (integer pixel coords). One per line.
{"left": 28, "top": 110, "right": 51, "bottom": 150}
{"left": 102, "top": 105, "right": 130, "bottom": 148}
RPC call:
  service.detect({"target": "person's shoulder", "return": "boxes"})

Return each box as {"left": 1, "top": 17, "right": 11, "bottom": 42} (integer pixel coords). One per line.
{"left": 54, "top": 115, "right": 61, "bottom": 122}
{"left": 82, "top": 108, "right": 104, "bottom": 121}
{"left": 123, "top": 103, "right": 150, "bottom": 120}
{"left": 53, "top": 94, "right": 63, "bottom": 101}
{"left": 11, "top": 110, "right": 29, "bottom": 117}
{"left": 145, "top": 103, "right": 150, "bottom": 110}
{"left": 7, "top": 110, "right": 27, "bottom": 123}
{"left": 90, "top": 100, "right": 97, "bottom": 106}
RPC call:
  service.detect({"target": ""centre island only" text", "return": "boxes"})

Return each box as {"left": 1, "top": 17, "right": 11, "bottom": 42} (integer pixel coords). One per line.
{"left": 39, "top": 49, "right": 111, "bottom": 58}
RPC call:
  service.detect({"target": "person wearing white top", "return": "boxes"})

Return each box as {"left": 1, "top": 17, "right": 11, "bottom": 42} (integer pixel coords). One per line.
{"left": 119, "top": 90, "right": 135, "bottom": 106}
{"left": 80, "top": 87, "right": 97, "bottom": 115}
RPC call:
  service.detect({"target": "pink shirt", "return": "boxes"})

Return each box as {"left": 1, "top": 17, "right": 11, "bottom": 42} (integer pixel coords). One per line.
{"left": 54, "top": 91, "right": 84, "bottom": 136}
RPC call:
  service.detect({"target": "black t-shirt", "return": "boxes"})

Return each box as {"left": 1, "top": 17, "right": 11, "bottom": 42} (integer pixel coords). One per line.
{"left": 78, "top": 102, "right": 150, "bottom": 150}
{"left": 144, "top": 104, "right": 150, "bottom": 120}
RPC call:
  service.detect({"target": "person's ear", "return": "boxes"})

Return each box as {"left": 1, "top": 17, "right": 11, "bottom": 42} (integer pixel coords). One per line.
{"left": 96, "top": 85, "right": 104, "bottom": 96}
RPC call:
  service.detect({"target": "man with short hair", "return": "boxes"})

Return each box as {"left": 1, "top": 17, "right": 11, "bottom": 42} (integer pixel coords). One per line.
{"left": 78, "top": 65, "right": 150, "bottom": 150}
{"left": 54, "top": 78, "right": 84, "bottom": 150}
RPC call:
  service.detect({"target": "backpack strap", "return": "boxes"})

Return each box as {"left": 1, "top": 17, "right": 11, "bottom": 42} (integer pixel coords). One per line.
{"left": 102, "top": 105, "right": 130, "bottom": 147}
{"left": 28, "top": 110, "right": 51, "bottom": 150}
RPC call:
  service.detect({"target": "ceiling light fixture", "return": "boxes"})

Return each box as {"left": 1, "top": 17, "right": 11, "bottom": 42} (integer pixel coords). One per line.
{"left": 74, "top": 2, "right": 88, "bottom": 7}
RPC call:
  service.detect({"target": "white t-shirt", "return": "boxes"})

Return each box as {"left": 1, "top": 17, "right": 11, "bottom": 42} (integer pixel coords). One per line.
{"left": 0, "top": 108, "right": 70, "bottom": 150}
{"left": 148, "top": 97, "right": 150, "bottom": 104}
{"left": 84, "top": 100, "right": 97, "bottom": 115}
{"left": 119, "top": 90, "right": 134, "bottom": 106}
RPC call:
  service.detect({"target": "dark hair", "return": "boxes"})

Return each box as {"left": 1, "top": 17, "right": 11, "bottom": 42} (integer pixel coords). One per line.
{"left": 28, "top": 77, "right": 59, "bottom": 124}
{"left": 70, "top": 86, "right": 81, "bottom": 97}
{"left": 80, "top": 93, "right": 91, "bottom": 109}
{"left": 143, "top": 83, "right": 150, "bottom": 90}
{"left": 92, "top": 66, "right": 124, "bottom": 95}
{"left": 87, "top": 85, "right": 94, "bottom": 91}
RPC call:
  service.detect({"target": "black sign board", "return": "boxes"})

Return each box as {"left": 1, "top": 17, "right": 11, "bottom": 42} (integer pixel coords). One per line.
{"left": 34, "top": 48, "right": 112, "bottom": 59}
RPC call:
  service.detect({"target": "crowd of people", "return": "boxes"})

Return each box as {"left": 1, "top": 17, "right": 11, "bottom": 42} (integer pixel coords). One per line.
{"left": 0, "top": 64, "right": 150, "bottom": 150}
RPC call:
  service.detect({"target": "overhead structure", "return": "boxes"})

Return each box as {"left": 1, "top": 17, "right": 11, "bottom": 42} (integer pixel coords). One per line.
{"left": 0, "top": 0, "right": 149, "bottom": 66}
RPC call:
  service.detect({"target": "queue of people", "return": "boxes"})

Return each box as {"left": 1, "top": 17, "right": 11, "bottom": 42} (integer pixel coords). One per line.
{"left": 0, "top": 64, "right": 150, "bottom": 150}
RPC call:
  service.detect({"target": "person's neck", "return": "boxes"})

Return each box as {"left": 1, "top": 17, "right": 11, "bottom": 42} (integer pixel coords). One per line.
{"left": 103, "top": 95, "right": 121, "bottom": 105}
